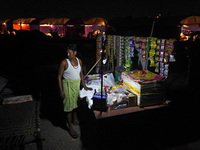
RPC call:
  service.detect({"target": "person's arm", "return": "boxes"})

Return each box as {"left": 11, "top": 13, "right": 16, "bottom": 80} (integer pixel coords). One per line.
{"left": 79, "top": 59, "right": 93, "bottom": 91}
{"left": 58, "top": 60, "right": 67, "bottom": 99}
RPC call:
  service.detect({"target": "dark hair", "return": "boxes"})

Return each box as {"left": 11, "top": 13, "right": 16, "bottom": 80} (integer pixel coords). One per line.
{"left": 66, "top": 43, "right": 77, "bottom": 52}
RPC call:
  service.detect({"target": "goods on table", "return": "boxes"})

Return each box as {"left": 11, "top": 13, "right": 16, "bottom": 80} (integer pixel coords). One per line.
{"left": 122, "top": 70, "right": 165, "bottom": 107}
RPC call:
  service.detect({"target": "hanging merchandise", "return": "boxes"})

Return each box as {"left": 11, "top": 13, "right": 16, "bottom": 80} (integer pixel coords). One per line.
{"left": 129, "top": 37, "right": 135, "bottom": 58}
{"left": 96, "top": 35, "right": 175, "bottom": 78}
{"left": 96, "top": 35, "right": 102, "bottom": 73}
{"left": 104, "top": 35, "right": 117, "bottom": 73}
{"left": 155, "top": 38, "right": 160, "bottom": 73}
{"left": 163, "top": 39, "right": 176, "bottom": 77}
{"left": 106, "top": 35, "right": 112, "bottom": 71}
{"left": 133, "top": 37, "right": 148, "bottom": 70}
{"left": 146, "top": 37, "right": 176, "bottom": 78}
{"left": 148, "top": 37, "right": 157, "bottom": 67}
{"left": 125, "top": 36, "right": 134, "bottom": 71}
{"left": 141, "top": 37, "right": 147, "bottom": 62}
{"left": 116, "top": 36, "right": 125, "bottom": 67}
{"left": 110, "top": 35, "right": 114, "bottom": 72}
{"left": 116, "top": 36, "right": 120, "bottom": 67}
{"left": 157, "top": 39, "right": 164, "bottom": 76}
{"left": 106, "top": 35, "right": 111, "bottom": 59}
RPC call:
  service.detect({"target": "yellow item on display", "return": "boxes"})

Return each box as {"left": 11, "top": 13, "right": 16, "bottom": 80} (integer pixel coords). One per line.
{"left": 111, "top": 85, "right": 123, "bottom": 91}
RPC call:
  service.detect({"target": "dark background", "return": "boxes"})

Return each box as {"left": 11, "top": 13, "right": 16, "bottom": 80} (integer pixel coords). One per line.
{"left": 1, "top": 0, "right": 200, "bottom": 19}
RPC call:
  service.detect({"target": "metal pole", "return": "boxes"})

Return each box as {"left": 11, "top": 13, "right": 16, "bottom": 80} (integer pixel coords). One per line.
{"left": 150, "top": 21, "right": 155, "bottom": 37}
{"left": 145, "top": 20, "right": 155, "bottom": 70}
{"left": 85, "top": 57, "right": 101, "bottom": 77}
{"left": 101, "top": 36, "right": 104, "bottom": 101}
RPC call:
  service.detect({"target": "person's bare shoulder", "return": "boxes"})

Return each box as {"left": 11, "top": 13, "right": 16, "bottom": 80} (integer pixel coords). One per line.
{"left": 59, "top": 59, "right": 68, "bottom": 70}
{"left": 78, "top": 58, "right": 82, "bottom": 65}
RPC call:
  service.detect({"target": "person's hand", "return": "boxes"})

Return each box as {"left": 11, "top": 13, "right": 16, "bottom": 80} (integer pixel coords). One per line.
{"left": 60, "top": 91, "right": 65, "bottom": 99}
{"left": 84, "top": 86, "right": 93, "bottom": 91}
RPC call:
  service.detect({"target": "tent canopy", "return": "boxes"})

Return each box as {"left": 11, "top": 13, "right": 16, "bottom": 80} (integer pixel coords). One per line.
{"left": 39, "top": 18, "right": 69, "bottom": 25}
{"left": 85, "top": 17, "right": 107, "bottom": 26}
{"left": 13, "top": 18, "right": 36, "bottom": 24}
{"left": 180, "top": 16, "right": 200, "bottom": 27}
{"left": 65, "top": 17, "right": 86, "bottom": 26}
{"left": 0, "top": 19, "right": 11, "bottom": 24}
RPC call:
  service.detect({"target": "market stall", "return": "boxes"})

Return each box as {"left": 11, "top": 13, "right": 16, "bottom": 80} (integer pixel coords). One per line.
{"left": 80, "top": 34, "right": 175, "bottom": 118}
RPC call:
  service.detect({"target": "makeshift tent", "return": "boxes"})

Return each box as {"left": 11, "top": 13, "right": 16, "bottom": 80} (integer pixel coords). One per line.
{"left": 65, "top": 18, "right": 86, "bottom": 38}
{"left": 0, "top": 19, "right": 13, "bottom": 33}
{"left": 85, "top": 17, "right": 108, "bottom": 37}
{"left": 180, "top": 16, "right": 200, "bottom": 40}
{"left": 180, "top": 16, "right": 200, "bottom": 27}
{"left": 39, "top": 18, "right": 69, "bottom": 37}
{"left": 13, "top": 18, "right": 36, "bottom": 31}
{"left": 0, "top": 19, "right": 8, "bottom": 33}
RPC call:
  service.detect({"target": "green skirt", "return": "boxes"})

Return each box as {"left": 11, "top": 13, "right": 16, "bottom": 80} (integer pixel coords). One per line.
{"left": 62, "top": 78, "right": 81, "bottom": 112}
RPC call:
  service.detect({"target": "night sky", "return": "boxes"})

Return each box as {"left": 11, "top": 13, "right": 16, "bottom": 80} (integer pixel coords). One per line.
{"left": 0, "top": 0, "right": 200, "bottom": 19}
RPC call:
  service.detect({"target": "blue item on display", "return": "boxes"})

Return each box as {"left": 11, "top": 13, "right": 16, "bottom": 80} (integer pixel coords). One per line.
{"left": 92, "top": 90, "right": 108, "bottom": 112}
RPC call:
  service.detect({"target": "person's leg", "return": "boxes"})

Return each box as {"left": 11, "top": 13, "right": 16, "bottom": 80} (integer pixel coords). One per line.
{"left": 67, "top": 112, "right": 79, "bottom": 138}
{"left": 67, "top": 112, "right": 73, "bottom": 129}
{"left": 73, "top": 109, "right": 79, "bottom": 125}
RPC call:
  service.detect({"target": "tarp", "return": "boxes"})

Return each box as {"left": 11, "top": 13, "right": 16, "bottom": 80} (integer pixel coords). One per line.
{"left": 39, "top": 18, "right": 69, "bottom": 25}
{"left": 180, "top": 16, "right": 200, "bottom": 27}
{"left": 13, "top": 18, "right": 36, "bottom": 24}
{"left": 85, "top": 17, "right": 107, "bottom": 26}
{"left": 180, "top": 16, "right": 200, "bottom": 34}
{"left": 66, "top": 18, "right": 86, "bottom": 26}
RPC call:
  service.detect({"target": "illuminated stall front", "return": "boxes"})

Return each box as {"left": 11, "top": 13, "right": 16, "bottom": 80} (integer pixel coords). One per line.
{"left": 39, "top": 18, "right": 69, "bottom": 37}
{"left": 13, "top": 18, "right": 36, "bottom": 31}
{"left": 65, "top": 18, "right": 86, "bottom": 38}
{"left": 85, "top": 17, "right": 107, "bottom": 37}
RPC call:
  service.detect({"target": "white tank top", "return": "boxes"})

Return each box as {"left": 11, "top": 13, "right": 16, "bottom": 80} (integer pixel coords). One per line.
{"left": 62, "top": 57, "right": 81, "bottom": 80}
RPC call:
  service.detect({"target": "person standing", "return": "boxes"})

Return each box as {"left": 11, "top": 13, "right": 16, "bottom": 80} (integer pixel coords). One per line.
{"left": 58, "top": 43, "right": 92, "bottom": 138}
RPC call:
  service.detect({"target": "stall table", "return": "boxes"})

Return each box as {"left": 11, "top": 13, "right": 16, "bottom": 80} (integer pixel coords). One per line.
{"left": 81, "top": 71, "right": 167, "bottom": 119}
{"left": 94, "top": 104, "right": 167, "bottom": 119}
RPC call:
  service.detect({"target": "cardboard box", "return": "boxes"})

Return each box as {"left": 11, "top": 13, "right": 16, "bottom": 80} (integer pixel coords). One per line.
{"left": 122, "top": 71, "right": 165, "bottom": 107}
{"left": 127, "top": 94, "right": 137, "bottom": 107}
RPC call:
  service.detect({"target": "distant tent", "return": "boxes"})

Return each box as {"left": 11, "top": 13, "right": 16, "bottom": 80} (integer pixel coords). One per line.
{"left": 180, "top": 16, "right": 200, "bottom": 27}
{"left": 65, "top": 18, "right": 86, "bottom": 38}
{"left": 13, "top": 18, "right": 36, "bottom": 31}
{"left": 84, "top": 17, "right": 108, "bottom": 37}
{"left": 0, "top": 19, "right": 11, "bottom": 33}
{"left": 40, "top": 18, "right": 69, "bottom": 25}
{"left": 180, "top": 16, "right": 200, "bottom": 40}
{"left": 66, "top": 17, "right": 86, "bottom": 26}
{"left": 180, "top": 16, "right": 200, "bottom": 32}
{"left": 39, "top": 18, "right": 69, "bottom": 37}
{"left": 85, "top": 17, "right": 107, "bottom": 26}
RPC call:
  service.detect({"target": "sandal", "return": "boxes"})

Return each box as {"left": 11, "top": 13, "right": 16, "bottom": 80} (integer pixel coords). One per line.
{"left": 69, "top": 129, "right": 79, "bottom": 139}
{"left": 73, "top": 119, "right": 80, "bottom": 125}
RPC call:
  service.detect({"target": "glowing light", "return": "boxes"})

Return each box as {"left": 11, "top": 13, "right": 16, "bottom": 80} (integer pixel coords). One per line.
{"left": 183, "top": 25, "right": 189, "bottom": 27}
{"left": 40, "top": 24, "right": 51, "bottom": 26}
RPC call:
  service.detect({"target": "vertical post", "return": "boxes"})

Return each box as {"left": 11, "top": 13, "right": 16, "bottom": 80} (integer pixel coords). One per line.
{"left": 150, "top": 21, "right": 155, "bottom": 38}
{"left": 145, "top": 21, "right": 155, "bottom": 70}
{"left": 101, "top": 36, "right": 104, "bottom": 101}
